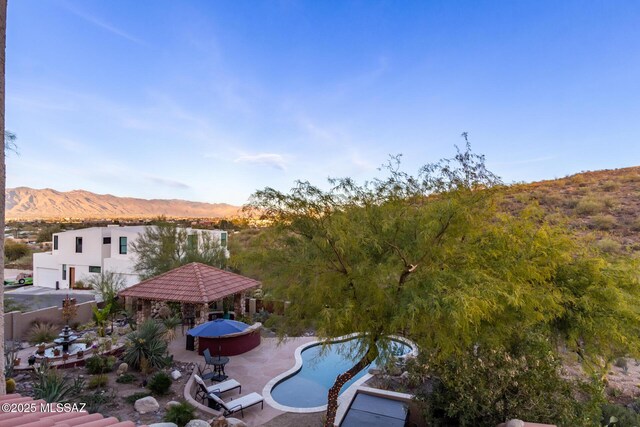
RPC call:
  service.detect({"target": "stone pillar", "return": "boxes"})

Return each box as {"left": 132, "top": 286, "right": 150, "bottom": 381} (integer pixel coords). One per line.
{"left": 249, "top": 298, "right": 256, "bottom": 316}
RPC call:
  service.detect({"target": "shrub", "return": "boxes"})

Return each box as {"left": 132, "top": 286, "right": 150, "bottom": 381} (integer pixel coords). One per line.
{"left": 413, "top": 342, "right": 597, "bottom": 427}
{"left": 591, "top": 215, "right": 617, "bottom": 231}
{"left": 6, "top": 378, "right": 16, "bottom": 393}
{"left": 595, "top": 238, "right": 622, "bottom": 254}
{"left": 576, "top": 198, "right": 605, "bottom": 215}
{"left": 88, "top": 374, "right": 108, "bottom": 389}
{"left": 601, "top": 403, "right": 640, "bottom": 426}
{"left": 5, "top": 240, "right": 30, "bottom": 262}
{"left": 124, "top": 391, "right": 151, "bottom": 404}
{"left": 601, "top": 180, "right": 619, "bottom": 192}
{"left": 32, "top": 361, "right": 85, "bottom": 403}
{"left": 147, "top": 371, "right": 172, "bottom": 395}
{"left": 162, "top": 316, "right": 182, "bottom": 342}
{"left": 77, "top": 391, "right": 111, "bottom": 413}
{"left": 85, "top": 355, "right": 116, "bottom": 375}
{"left": 123, "top": 319, "right": 169, "bottom": 371}
{"left": 28, "top": 322, "right": 58, "bottom": 344}
{"left": 116, "top": 373, "right": 137, "bottom": 384}
{"left": 164, "top": 401, "right": 196, "bottom": 427}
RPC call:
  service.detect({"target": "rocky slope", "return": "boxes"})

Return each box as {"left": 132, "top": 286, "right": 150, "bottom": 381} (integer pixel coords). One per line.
{"left": 5, "top": 187, "right": 240, "bottom": 219}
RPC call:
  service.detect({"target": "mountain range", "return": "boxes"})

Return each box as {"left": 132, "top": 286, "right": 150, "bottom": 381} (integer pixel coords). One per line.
{"left": 5, "top": 187, "right": 241, "bottom": 219}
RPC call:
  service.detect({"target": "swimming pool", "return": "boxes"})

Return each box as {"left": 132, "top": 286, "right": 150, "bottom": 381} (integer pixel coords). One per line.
{"left": 266, "top": 337, "right": 414, "bottom": 411}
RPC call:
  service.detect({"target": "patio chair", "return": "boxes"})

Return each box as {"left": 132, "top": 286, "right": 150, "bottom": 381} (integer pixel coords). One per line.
{"left": 196, "top": 363, "right": 215, "bottom": 382}
{"left": 193, "top": 374, "right": 241, "bottom": 403}
{"left": 203, "top": 348, "right": 215, "bottom": 369}
{"left": 208, "top": 391, "right": 264, "bottom": 418}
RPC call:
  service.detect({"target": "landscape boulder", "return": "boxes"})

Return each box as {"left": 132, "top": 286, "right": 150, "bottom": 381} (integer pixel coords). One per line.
{"left": 134, "top": 396, "right": 159, "bottom": 414}
{"left": 210, "top": 417, "right": 227, "bottom": 427}
{"left": 505, "top": 420, "right": 525, "bottom": 427}
{"left": 185, "top": 420, "right": 210, "bottom": 427}
{"left": 117, "top": 363, "right": 128, "bottom": 375}
{"left": 166, "top": 400, "right": 180, "bottom": 410}
{"left": 226, "top": 418, "right": 248, "bottom": 427}
{"left": 149, "top": 424, "right": 178, "bottom": 427}
{"left": 171, "top": 369, "right": 182, "bottom": 380}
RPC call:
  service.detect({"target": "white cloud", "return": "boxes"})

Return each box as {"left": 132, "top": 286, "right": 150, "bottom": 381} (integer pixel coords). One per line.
{"left": 61, "top": 1, "right": 146, "bottom": 45}
{"left": 234, "top": 153, "right": 288, "bottom": 170}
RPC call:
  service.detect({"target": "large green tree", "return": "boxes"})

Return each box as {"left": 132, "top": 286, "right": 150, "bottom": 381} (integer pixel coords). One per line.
{"left": 241, "top": 142, "right": 640, "bottom": 426}
{"left": 131, "top": 220, "right": 227, "bottom": 280}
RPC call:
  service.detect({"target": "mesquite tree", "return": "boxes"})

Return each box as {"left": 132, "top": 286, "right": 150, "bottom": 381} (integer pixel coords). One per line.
{"left": 242, "top": 140, "right": 640, "bottom": 425}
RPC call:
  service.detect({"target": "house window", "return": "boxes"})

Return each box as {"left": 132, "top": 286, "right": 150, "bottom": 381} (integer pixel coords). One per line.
{"left": 220, "top": 232, "right": 227, "bottom": 247}
{"left": 53, "top": 235, "right": 58, "bottom": 250}
{"left": 75, "top": 237, "right": 83, "bottom": 253}
{"left": 188, "top": 234, "right": 197, "bottom": 250}
{"left": 119, "top": 236, "right": 127, "bottom": 254}
{"left": 89, "top": 266, "right": 101, "bottom": 273}
{"left": 62, "top": 264, "right": 67, "bottom": 280}
{"left": 103, "top": 237, "right": 111, "bottom": 244}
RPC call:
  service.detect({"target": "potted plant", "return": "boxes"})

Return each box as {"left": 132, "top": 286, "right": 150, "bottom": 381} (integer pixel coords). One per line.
{"left": 28, "top": 355, "right": 36, "bottom": 366}
{"left": 37, "top": 343, "right": 46, "bottom": 355}
{"left": 62, "top": 353, "right": 69, "bottom": 361}
{"left": 76, "top": 349, "right": 84, "bottom": 359}
{"left": 13, "top": 358, "right": 21, "bottom": 366}
{"left": 53, "top": 348, "right": 61, "bottom": 357}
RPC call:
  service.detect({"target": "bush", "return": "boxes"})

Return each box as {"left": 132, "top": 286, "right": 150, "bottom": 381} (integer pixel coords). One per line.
{"left": 6, "top": 378, "right": 16, "bottom": 393}
{"left": 147, "top": 371, "right": 172, "bottom": 395}
{"left": 601, "top": 403, "right": 640, "bottom": 426}
{"left": 413, "top": 342, "right": 597, "bottom": 427}
{"left": 576, "top": 198, "right": 606, "bottom": 215}
{"left": 76, "top": 390, "right": 111, "bottom": 413}
{"left": 116, "top": 373, "right": 137, "bottom": 384}
{"left": 32, "top": 361, "right": 85, "bottom": 403}
{"left": 88, "top": 374, "right": 108, "bottom": 389}
{"left": 595, "top": 238, "right": 622, "bottom": 254}
{"left": 4, "top": 240, "right": 30, "bottom": 262}
{"left": 601, "top": 180, "right": 620, "bottom": 192}
{"left": 28, "top": 322, "right": 58, "bottom": 344}
{"left": 591, "top": 215, "right": 617, "bottom": 231}
{"left": 123, "top": 319, "right": 169, "bottom": 371}
{"left": 124, "top": 391, "right": 151, "bottom": 404}
{"left": 85, "top": 355, "right": 116, "bottom": 375}
{"left": 164, "top": 401, "right": 196, "bottom": 427}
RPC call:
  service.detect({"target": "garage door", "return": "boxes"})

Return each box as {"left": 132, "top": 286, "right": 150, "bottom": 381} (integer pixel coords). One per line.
{"left": 36, "top": 268, "right": 59, "bottom": 288}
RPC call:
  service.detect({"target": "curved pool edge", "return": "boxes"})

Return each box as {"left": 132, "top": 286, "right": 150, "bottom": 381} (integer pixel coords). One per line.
{"left": 262, "top": 333, "right": 418, "bottom": 414}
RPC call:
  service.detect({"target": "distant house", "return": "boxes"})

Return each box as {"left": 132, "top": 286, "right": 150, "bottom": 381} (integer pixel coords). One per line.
{"left": 33, "top": 225, "right": 228, "bottom": 290}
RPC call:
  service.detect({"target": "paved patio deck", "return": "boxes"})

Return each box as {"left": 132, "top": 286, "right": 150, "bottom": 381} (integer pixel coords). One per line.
{"left": 169, "top": 333, "right": 317, "bottom": 426}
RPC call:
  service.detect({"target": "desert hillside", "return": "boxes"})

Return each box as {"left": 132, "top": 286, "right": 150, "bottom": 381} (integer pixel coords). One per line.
{"left": 5, "top": 187, "right": 241, "bottom": 219}
{"left": 502, "top": 166, "right": 640, "bottom": 252}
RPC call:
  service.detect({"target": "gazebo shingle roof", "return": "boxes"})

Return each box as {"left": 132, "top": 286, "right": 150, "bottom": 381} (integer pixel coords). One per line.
{"left": 119, "top": 262, "right": 260, "bottom": 304}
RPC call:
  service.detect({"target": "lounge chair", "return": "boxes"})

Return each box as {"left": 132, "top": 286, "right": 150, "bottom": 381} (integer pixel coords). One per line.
{"left": 208, "top": 391, "right": 264, "bottom": 418}
{"left": 193, "top": 374, "right": 241, "bottom": 403}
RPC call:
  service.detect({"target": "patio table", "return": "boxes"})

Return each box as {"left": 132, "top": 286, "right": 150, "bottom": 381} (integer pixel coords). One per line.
{"left": 211, "top": 356, "right": 229, "bottom": 382}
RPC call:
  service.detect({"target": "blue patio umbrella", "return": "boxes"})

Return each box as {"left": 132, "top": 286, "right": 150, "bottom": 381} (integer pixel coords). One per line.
{"left": 187, "top": 318, "right": 249, "bottom": 337}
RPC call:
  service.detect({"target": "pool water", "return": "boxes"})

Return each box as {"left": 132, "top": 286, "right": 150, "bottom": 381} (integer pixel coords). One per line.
{"left": 270, "top": 339, "right": 410, "bottom": 408}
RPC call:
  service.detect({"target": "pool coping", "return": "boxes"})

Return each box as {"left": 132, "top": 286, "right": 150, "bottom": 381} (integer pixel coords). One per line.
{"left": 262, "top": 333, "right": 418, "bottom": 414}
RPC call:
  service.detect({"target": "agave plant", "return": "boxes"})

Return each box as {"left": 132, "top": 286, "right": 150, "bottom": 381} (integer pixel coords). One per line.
{"left": 32, "top": 360, "right": 85, "bottom": 403}
{"left": 27, "top": 322, "right": 58, "bottom": 344}
{"left": 123, "top": 319, "right": 170, "bottom": 371}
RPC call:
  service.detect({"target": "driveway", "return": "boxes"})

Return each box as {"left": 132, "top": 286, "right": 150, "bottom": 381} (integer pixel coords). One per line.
{"left": 4, "top": 286, "right": 96, "bottom": 311}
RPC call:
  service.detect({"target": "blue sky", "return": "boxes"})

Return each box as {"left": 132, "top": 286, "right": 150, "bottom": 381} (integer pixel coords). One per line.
{"left": 7, "top": 0, "right": 640, "bottom": 205}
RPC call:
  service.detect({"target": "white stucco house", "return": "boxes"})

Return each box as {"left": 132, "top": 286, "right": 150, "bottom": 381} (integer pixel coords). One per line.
{"left": 33, "top": 225, "right": 229, "bottom": 290}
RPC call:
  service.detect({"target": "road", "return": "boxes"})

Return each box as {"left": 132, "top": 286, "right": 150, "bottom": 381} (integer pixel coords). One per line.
{"left": 4, "top": 286, "right": 96, "bottom": 311}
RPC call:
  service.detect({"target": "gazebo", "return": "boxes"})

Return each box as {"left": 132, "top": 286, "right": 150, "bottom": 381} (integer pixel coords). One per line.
{"left": 119, "top": 262, "right": 261, "bottom": 348}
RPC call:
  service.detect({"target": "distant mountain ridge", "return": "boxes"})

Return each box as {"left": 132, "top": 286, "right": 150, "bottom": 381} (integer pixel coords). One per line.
{"left": 5, "top": 187, "right": 241, "bottom": 219}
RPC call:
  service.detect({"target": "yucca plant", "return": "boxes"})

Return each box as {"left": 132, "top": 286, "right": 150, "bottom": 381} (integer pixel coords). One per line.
{"left": 162, "top": 316, "right": 182, "bottom": 342}
{"left": 123, "top": 319, "right": 170, "bottom": 371}
{"left": 33, "top": 360, "right": 85, "bottom": 403}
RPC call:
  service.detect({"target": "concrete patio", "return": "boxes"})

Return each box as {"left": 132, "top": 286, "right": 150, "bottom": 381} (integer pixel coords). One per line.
{"left": 169, "top": 333, "right": 317, "bottom": 426}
